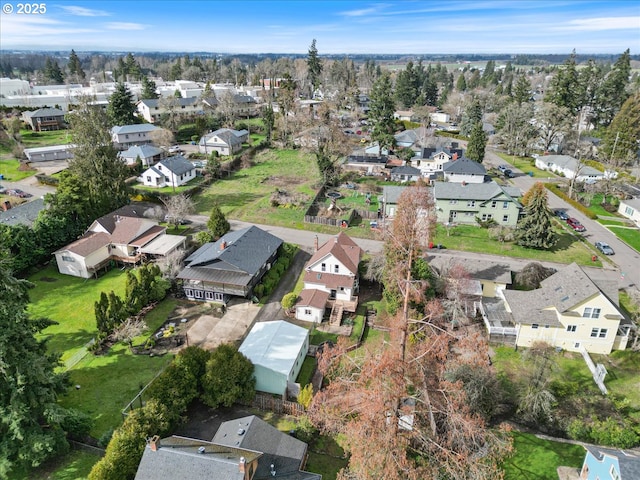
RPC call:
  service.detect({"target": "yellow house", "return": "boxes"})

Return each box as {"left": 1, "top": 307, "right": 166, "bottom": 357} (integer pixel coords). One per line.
{"left": 503, "top": 263, "right": 632, "bottom": 354}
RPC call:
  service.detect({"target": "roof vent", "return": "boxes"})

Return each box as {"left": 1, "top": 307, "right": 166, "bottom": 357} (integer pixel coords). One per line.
{"left": 237, "top": 428, "right": 245, "bottom": 435}
{"left": 198, "top": 446, "right": 206, "bottom": 454}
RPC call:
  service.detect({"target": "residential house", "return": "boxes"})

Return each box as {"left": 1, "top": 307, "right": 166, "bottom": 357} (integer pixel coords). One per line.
{"left": 618, "top": 197, "right": 640, "bottom": 227}
{"left": 502, "top": 263, "right": 632, "bottom": 354}
{"left": 434, "top": 181, "right": 522, "bottom": 226}
{"left": 21, "top": 108, "right": 66, "bottom": 131}
{"left": 295, "top": 289, "right": 330, "bottom": 323}
{"left": 111, "top": 124, "right": 160, "bottom": 150}
{"left": 394, "top": 129, "right": 419, "bottom": 148}
{"left": 0, "top": 198, "right": 46, "bottom": 227}
{"left": 412, "top": 146, "right": 464, "bottom": 176}
{"left": 118, "top": 144, "right": 165, "bottom": 167}
{"left": 199, "top": 128, "right": 249, "bottom": 156}
{"left": 238, "top": 321, "right": 309, "bottom": 397}
{"left": 535, "top": 155, "right": 605, "bottom": 183}
{"left": 427, "top": 255, "right": 512, "bottom": 299}
{"left": 141, "top": 155, "right": 196, "bottom": 188}
{"left": 296, "top": 233, "right": 362, "bottom": 324}
{"left": 136, "top": 97, "right": 202, "bottom": 123}
{"left": 177, "top": 226, "right": 283, "bottom": 303}
{"left": 390, "top": 165, "right": 422, "bottom": 183}
{"left": 442, "top": 157, "right": 488, "bottom": 184}
{"left": 580, "top": 445, "right": 640, "bottom": 480}
{"left": 430, "top": 111, "right": 450, "bottom": 124}
{"left": 201, "top": 94, "right": 259, "bottom": 118}
{"left": 24, "top": 144, "right": 75, "bottom": 162}
{"left": 54, "top": 205, "right": 186, "bottom": 279}
{"left": 344, "top": 143, "right": 390, "bottom": 175}
{"left": 135, "top": 416, "right": 321, "bottom": 480}
{"left": 393, "top": 110, "right": 417, "bottom": 122}
{"left": 379, "top": 185, "right": 407, "bottom": 217}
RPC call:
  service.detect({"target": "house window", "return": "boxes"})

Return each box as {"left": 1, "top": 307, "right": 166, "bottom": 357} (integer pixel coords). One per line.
{"left": 531, "top": 324, "right": 539, "bottom": 329}
{"left": 467, "top": 200, "right": 476, "bottom": 207}
{"left": 146, "top": 176, "right": 151, "bottom": 182}
{"left": 502, "top": 215, "right": 509, "bottom": 222}
{"left": 321, "top": 263, "right": 326, "bottom": 272}
{"left": 449, "top": 199, "right": 458, "bottom": 205}
{"left": 610, "top": 464, "right": 621, "bottom": 480}
{"left": 205, "top": 291, "right": 215, "bottom": 300}
{"left": 590, "top": 328, "right": 608, "bottom": 338}
{"left": 481, "top": 214, "right": 493, "bottom": 221}
{"left": 574, "top": 342, "right": 580, "bottom": 349}
{"left": 334, "top": 265, "right": 339, "bottom": 273}
{"left": 194, "top": 290, "right": 203, "bottom": 299}
{"left": 567, "top": 325, "right": 577, "bottom": 332}
{"left": 164, "top": 176, "right": 170, "bottom": 183}
{"left": 304, "top": 309, "right": 311, "bottom": 315}
{"left": 583, "top": 307, "right": 601, "bottom": 319}
{"left": 185, "top": 288, "right": 193, "bottom": 297}
{"left": 503, "top": 201, "right": 509, "bottom": 209}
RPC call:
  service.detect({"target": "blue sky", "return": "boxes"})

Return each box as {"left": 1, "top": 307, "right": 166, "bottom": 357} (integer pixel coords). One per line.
{"left": 1, "top": 1, "right": 638, "bottom": 54}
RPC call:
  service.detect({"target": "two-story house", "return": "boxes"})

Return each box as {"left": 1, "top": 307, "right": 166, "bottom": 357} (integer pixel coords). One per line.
{"left": 503, "top": 263, "right": 632, "bottom": 354}
{"left": 434, "top": 181, "right": 523, "bottom": 226}
{"left": 580, "top": 445, "right": 640, "bottom": 480}
{"left": 141, "top": 155, "right": 196, "bottom": 188}
{"left": 136, "top": 97, "right": 202, "bottom": 123}
{"left": 22, "top": 107, "right": 66, "bottom": 131}
{"left": 199, "top": 128, "right": 249, "bottom": 156}
{"left": 295, "top": 233, "right": 362, "bottom": 324}
{"left": 442, "top": 157, "right": 487, "bottom": 184}
{"left": 411, "top": 146, "right": 464, "bottom": 176}
{"left": 111, "top": 124, "right": 160, "bottom": 150}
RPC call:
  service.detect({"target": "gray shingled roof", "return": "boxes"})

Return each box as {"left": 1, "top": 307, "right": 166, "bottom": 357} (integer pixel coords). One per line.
{"left": 443, "top": 157, "right": 487, "bottom": 175}
{"left": 213, "top": 416, "right": 320, "bottom": 479}
{"left": 177, "top": 226, "right": 283, "bottom": 285}
{"left": 93, "top": 204, "right": 150, "bottom": 234}
{"left": 539, "top": 155, "right": 604, "bottom": 177}
{"left": 434, "top": 181, "right": 521, "bottom": 203}
{"left": 158, "top": 155, "right": 195, "bottom": 175}
{"left": 139, "top": 97, "right": 199, "bottom": 108}
{"left": 111, "top": 124, "right": 159, "bottom": 135}
{"left": 391, "top": 165, "right": 421, "bottom": 176}
{"left": 202, "top": 128, "right": 246, "bottom": 147}
{"left": 23, "top": 107, "right": 64, "bottom": 118}
{"left": 118, "top": 144, "right": 164, "bottom": 159}
{"left": 503, "top": 263, "right": 621, "bottom": 327}
{"left": 427, "top": 255, "right": 512, "bottom": 285}
{"left": 381, "top": 185, "right": 408, "bottom": 204}
{"left": 0, "top": 198, "right": 45, "bottom": 227}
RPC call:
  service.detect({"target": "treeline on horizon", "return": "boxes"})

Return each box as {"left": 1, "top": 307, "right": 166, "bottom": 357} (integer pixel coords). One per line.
{"left": 1, "top": 51, "right": 637, "bottom": 79}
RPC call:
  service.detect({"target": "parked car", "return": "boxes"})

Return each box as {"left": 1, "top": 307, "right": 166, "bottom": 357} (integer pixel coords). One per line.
{"left": 554, "top": 209, "right": 570, "bottom": 220}
{"left": 6, "top": 188, "right": 32, "bottom": 198}
{"left": 595, "top": 241, "right": 614, "bottom": 255}
{"left": 498, "top": 165, "right": 509, "bottom": 173}
{"left": 504, "top": 169, "right": 515, "bottom": 178}
{"left": 566, "top": 217, "right": 586, "bottom": 232}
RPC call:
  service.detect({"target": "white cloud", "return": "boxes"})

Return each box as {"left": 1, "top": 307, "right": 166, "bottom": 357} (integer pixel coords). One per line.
{"left": 60, "top": 5, "right": 110, "bottom": 16}
{"left": 105, "top": 22, "right": 147, "bottom": 31}
{"left": 565, "top": 16, "right": 640, "bottom": 31}
{"left": 339, "top": 3, "right": 391, "bottom": 17}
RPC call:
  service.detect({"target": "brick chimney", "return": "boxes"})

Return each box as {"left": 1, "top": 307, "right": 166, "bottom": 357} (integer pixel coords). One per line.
{"left": 1, "top": 200, "right": 11, "bottom": 211}
{"left": 149, "top": 435, "right": 160, "bottom": 451}
{"left": 220, "top": 240, "right": 227, "bottom": 250}
{"left": 452, "top": 152, "right": 458, "bottom": 160}
{"left": 239, "top": 456, "right": 246, "bottom": 474}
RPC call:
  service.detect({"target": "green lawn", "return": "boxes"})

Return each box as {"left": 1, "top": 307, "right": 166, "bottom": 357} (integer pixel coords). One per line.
{"left": 431, "top": 224, "right": 601, "bottom": 266}
{"left": 28, "top": 265, "right": 129, "bottom": 362}
{"left": 9, "top": 449, "right": 101, "bottom": 480}
{"left": 501, "top": 432, "right": 585, "bottom": 479}
{"left": 132, "top": 176, "right": 206, "bottom": 194}
{"left": 20, "top": 129, "right": 72, "bottom": 148}
{"left": 496, "top": 153, "right": 553, "bottom": 179}
{"left": 580, "top": 194, "right": 621, "bottom": 218}
{"left": 296, "top": 356, "right": 317, "bottom": 387}
{"left": 606, "top": 225, "right": 640, "bottom": 252}
{"left": 0, "top": 158, "right": 38, "bottom": 181}
{"left": 195, "top": 149, "right": 321, "bottom": 228}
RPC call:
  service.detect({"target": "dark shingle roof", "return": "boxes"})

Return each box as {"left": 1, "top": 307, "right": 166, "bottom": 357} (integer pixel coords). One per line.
{"left": 213, "top": 416, "right": 313, "bottom": 479}
{"left": 139, "top": 97, "right": 199, "bottom": 108}
{"left": 391, "top": 165, "right": 421, "bottom": 176}
{"left": 158, "top": 155, "right": 195, "bottom": 175}
{"left": 0, "top": 198, "right": 45, "bottom": 227}
{"left": 178, "top": 226, "right": 283, "bottom": 285}
{"left": 118, "top": 144, "right": 164, "bottom": 159}
{"left": 93, "top": 204, "right": 150, "bottom": 234}
{"left": 23, "top": 107, "right": 64, "bottom": 118}
{"left": 443, "top": 157, "right": 487, "bottom": 175}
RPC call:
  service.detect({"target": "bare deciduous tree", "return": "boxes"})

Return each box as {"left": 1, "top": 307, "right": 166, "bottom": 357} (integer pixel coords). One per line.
{"left": 160, "top": 194, "right": 194, "bottom": 228}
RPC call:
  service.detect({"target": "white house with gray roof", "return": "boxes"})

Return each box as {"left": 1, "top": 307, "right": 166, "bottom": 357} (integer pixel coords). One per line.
{"left": 618, "top": 197, "right": 640, "bottom": 227}
{"left": 434, "top": 181, "right": 522, "bottom": 226}
{"left": 238, "top": 321, "right": 309, "bottom": 397}
{"left": 118, "top": 144, "right": 164, "bottom": 167}
{"left": 442, "top": 157, "right": 487, "bottom": 184}
{"left": 141, "top": 155, "right": 195, "bottom": 188}
{"left": 111, "top": 124, "right": 160, "bottom": 150}
{"left": 534, "top": 155, "right": 606, "bottom": 182}
{"left": 177, "top": 225, "right": 283, "bottom": 303}
{"left": 136, "top": 97, "right": 203, "bottom": 123}
{"left": 199, "top": 128, "right": 249, "bottom": 156}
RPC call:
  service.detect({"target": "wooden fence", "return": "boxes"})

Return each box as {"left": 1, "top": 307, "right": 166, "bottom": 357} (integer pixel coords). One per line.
{"left": 252, "top": 393, "right": 305, "bottom": 416}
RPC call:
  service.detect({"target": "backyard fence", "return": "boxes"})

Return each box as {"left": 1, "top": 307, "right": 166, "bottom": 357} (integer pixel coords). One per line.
{"left": 63, "top": 338, "right": 95, "bottom": 372}
{"left": 252, "top": 393, "right": 305, "bottom": 416}
{"left": 578, "top": 345, "right": 608, "bottom": 395}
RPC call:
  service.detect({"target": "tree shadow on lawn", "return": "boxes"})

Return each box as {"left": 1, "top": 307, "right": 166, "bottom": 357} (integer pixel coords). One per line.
{"left": 196, "top": 192, "right": 263, "bottom": 213}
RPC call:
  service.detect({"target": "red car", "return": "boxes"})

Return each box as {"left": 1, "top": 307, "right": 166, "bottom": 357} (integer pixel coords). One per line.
{"left": 6, "top": 188, "right": 32, "bottom": 198}
{"left": 566, "top": 217, "right": 586, "bottom": 232}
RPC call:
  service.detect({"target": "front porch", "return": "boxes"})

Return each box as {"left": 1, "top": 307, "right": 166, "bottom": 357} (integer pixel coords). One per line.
{"left": 475, "top": 299, "right": 517, "bottom": 344}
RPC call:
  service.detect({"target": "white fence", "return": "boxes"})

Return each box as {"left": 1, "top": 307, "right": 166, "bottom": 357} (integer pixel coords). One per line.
{"left": 474, "top": 301, "right": 517, "bottom": 336}
{"left": 578, "top": 345, "right": 608, "bottom": 395}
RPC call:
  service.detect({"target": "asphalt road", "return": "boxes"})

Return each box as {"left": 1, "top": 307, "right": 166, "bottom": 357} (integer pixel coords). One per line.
{"left": 484, "top": 149, "right": 639, "bottom": 291}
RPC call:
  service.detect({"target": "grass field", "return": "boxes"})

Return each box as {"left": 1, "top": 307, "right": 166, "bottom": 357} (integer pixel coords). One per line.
{"left": 431, "top": 223, "right": 601, "bottom": 266}
{"left": 0, "top": 158, "right": 38, "bottom": 181}
{"left": 496, "top": 153, "right": 554, "bottom": 179}
{"left": 606, "top": 225, "right": 640, "bottom": 252}
{"left": 9, "top": 449, "right": 101, "bottom": 480}
{"left": 20, "top": 129, "right": 71, "bottom": 148}
{"left": 501, "top": 432, "right": 585, "bottom": 479}
{"left": 195, "top": 148, "right": 321, "bottom": 227}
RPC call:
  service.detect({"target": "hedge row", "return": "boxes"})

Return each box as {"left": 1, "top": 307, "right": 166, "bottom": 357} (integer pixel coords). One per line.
{"left": 544, "top": 183, "right": 598, "bottom": 219}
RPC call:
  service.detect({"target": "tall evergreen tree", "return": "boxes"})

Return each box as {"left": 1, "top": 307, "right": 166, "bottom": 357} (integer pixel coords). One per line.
{"left": 44, "top": 57, "right": 64, "bottom": 83}
{"left": 0, "top": 256, "right": 71, "bottom": 477}
{"left": 67, "top": 49, "right": 86, "bottom": 82}
{"left": 456, "top": 73, "right": 467, "bottom": 92}
{"left": 596, "top": 49, "right": 632, "bottom": 127}
{"left": 460, "top": 98, "right": 483, "bottom": 136}
{"left": 515, "top": 183, "right": 557, "bottom": 249}
{"left": 545, "top": 51, "right": 581, "bottom": 113}
{"left": 107, "top": 82, "right": 137, "bottom": 126}
{"left": 466, "top": 122, "right": 487, "bottom": 162}
{"left": 601, "top": 92, "right": 640, "bottom": 166}
{"left": 512, "top": 75, "right": 531, "bottom": 105}
{"left": 207, "top": 204, "right": 230, "bottom": 241}
{"left": 394, "top": 61, "right": 418, "bottom": 108}
{"left": 140, "top": 76, "right": 158, "bottom": 99}
{"left": 307, "top": 39, "right": 323, "bottom": 97}
{"left": 368, "top": 72, "right": 396, "bottom": 152}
